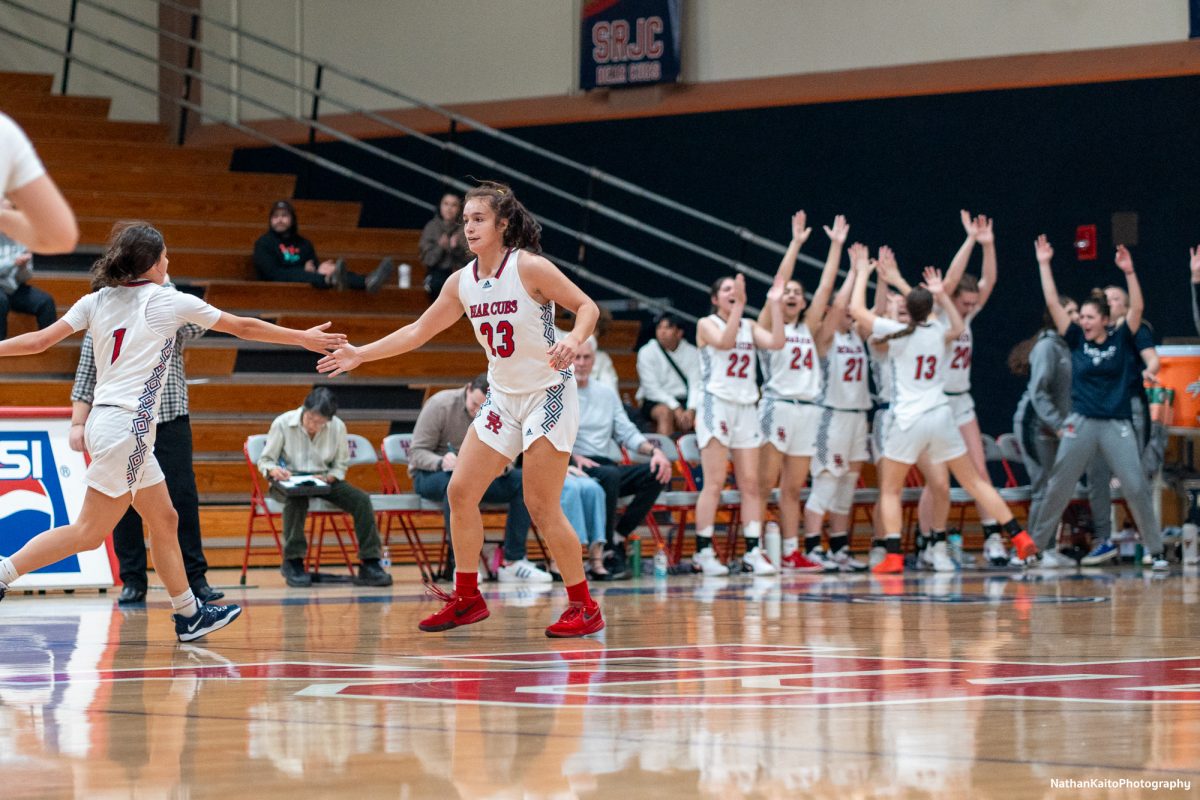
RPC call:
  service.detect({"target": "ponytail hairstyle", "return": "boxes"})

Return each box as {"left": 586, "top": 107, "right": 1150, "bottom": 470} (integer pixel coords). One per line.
{"left": 953, "top": 273, "right": 979, "bottom": 297}
{"left": 464, "top": 180, "right": 542, "bottom": 253}
{"left": 709, "top": 275, "right": 733, "bottom": 313}
{"left": 1082, "top": 288, "right": 1110, "bottom": 319}
{"left": 879, "top": 286, "right": 934, "bottom": 343}
{"left": 90, "top": 221, "right": 165, "bottom": 290}
{"left": 1006, "top": 296, "right": 1075, "bottom": 376}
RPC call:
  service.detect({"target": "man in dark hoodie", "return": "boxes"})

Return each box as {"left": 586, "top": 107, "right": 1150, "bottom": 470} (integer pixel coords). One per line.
{"left": 253, "top": 200, "right": 395, "bottom": 291}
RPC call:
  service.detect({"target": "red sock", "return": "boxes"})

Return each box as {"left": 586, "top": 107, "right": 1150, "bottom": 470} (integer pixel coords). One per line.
{"left": 455, "top": 571, "right": 479, "bottom": 597}
{"left": 566, "top": 580, "right": 593, "bottom": 606}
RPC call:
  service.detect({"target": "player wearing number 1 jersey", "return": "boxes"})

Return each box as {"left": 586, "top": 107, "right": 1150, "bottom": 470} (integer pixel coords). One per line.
{"left": 692, "top": 258, "right": 785, "bottom": 576}
{"left": 755, "top": 212, "right": 847, "bottom": 575}
{"left": 0, "top": 223, "right": 345, "bottom": 640}
{"left": 849, "top": 260, "right": 1034, "bottom": 574}
{"left": 318, "top": 181, "right": 605, "bottom": 638}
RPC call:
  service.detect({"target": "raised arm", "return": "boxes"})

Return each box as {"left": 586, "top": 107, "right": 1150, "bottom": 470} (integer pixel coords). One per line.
{"left": 821, "top": 261, "right": 860, "bottom": 344}
{"left": 0, "top": 318, "right": 75, "bottom": 357}
{"left": 1114, "top": 245, "right": 1143, "bottom": 334}
{"left": 697, "top": 275, "right": 746, "bottom": 350}
{"left": 211, "top": 315, "right": 345, "bottom": 353}
{"left": 973, "top": 214, "right": 997, "bottom": 308}
{"left": 941, "top": 209, "right": 978, "bottom": 296}
{"left": 759, "top": 210, "right": 812, "bottom": 331}
{"left": 752, "top": 282, "right": 785, "bottom": 350}
{"left": 849, "top": 259, "right": 878, "bottom": 329}
{"left": 1035, "top": 235, "right": 1070, "bottom": 335}
{"left": 876, "top": 245, "right": 912, "bottom": 296}
{"left": 804, "top": 214, "right": 849, "bottom": 330}
{"left": 317, "top": 269, "right": 465, "bottom": 376}
{"left": 925, "top": 267, "right": 964, "bottom": 342}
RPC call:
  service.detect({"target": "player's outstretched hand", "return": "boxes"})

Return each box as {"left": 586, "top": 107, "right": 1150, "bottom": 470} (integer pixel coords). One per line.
{"left": 1190, "top": 246, "right": 1200, "bottom": 283}
{"left": 923, "top": 266, "right": 945, "bottom": 295}
{"left": 1115, "top": 244, "right": 1135, "bottom": 274}
{"left": 790, "top": 210, "right": 812, "bottom": 245}
{"left": 823, "top": 214, "right": 849, "bottom": 245}
{"left": 974, "top": 214, "right": 994, "bottom": 244}
{"left": 317, "top": 343, "right": 362, "bottom": 377}
{"left": 546, "top": 335, "right": 580, "bottom": 371}
{"left": 301, "top": 322, "right": 347, "bottom": 354}
{"left": 1034, "top": 234, "right": 1054, "bottom": 265}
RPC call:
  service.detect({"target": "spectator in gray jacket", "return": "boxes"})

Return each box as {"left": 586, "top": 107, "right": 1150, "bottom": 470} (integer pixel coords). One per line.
{"left": 419, "top": 192, "right": 472, "bottom": 300}
{"left": 0, "top": 229, "right": 55, "bottom": 340}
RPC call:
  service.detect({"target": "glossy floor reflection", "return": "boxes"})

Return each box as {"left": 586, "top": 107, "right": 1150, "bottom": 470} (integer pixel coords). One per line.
{"left": 2, "top": 567, "right": 1200, "bottom": 798}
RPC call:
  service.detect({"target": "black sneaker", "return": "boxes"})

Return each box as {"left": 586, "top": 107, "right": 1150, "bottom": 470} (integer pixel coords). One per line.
{"left": 332, "top": 258, "right": 348, "bottom": 290}
{"left": 191, "top": 580, "right": 225, "bottom": 603}
{"left": 354, "top": 559, "right": 393, "bottom": 587}
{"left": 365, "top": 257, "right": 396, "bottom": 293}
{"left": 118, "top": 584, "right": 148, "bottom": 604}
{"left": 280, "top": 558, "right": 312, "bottom": 588}
{"left": 173, "top": 602, "right": 243, "bottom": 642}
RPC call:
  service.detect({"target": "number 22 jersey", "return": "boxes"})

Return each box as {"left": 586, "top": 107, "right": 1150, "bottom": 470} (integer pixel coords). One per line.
{"left": 699, "top": 314, "right": 759, "bottom": 405}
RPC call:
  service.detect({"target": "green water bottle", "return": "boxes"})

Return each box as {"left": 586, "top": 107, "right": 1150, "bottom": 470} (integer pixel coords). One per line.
{"left": 628, "top": 533, "right": 641, "bottom": 576}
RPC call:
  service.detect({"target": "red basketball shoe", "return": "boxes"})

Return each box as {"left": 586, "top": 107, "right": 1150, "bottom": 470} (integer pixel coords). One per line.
{"left": 1011, "top": 530, "right": 1038, "bottom": 561}
{"left": 418, "top": 584, "right": 490, "bottom": 632}
{"left": 545, "top": 601, "right": 605, "bottom": 638}
{"left": 780, "top": 550, "right": 825, "bottom": 573}
{"left": 871, "top": 553, "right": 905, "bottom": 574}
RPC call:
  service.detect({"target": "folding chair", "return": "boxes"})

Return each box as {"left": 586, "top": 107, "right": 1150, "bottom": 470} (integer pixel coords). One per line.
{"left": 241, "top": 434, "right": 355, "bottom": 585}
{"left": 622, "top": 432, "right": 681, "bottom": 564}
{"left": 377, "top": 433, "right": 441, "bottom": 582}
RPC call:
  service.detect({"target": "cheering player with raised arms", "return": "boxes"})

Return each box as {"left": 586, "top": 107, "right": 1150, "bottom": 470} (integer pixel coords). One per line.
{"left": 0, "top": 223, "right": 345, "bottom": 640}
{"left": 319, "top": 181, "right": 605, "bottom": 638}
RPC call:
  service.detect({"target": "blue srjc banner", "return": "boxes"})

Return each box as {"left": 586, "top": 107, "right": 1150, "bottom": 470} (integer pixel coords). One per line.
{"left": 580, "top": 0, "right": 681, "bottom": 90}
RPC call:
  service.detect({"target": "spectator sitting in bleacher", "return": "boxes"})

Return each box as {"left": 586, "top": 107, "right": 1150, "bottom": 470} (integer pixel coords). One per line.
{"left": 408, "top": 374, "right": 551, "bottom": 583}
{"left": 419, "top": 191, "right": 472, "bottom": 300}
{"left": 572, "top": 337, "right": 673, "bottom": 579}
{"left": 253, "top": 200, "right": 395, "bottom": 292}
{"left": 636, "top": 311, "right": 699, "bottom": 436}
{"left": 257, "top": 386, "right": 393, "bottom": 588}
{"left": 0, "top": 226, "right": 55, "bottom": 340}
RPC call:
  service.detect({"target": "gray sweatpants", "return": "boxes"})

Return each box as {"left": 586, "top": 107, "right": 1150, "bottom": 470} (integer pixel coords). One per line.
{"left": 1017, "top": 410, "right": 1108, "bottom": 542}
{"left": 1031, "top": 414, "right": 1162, "bottom": 554}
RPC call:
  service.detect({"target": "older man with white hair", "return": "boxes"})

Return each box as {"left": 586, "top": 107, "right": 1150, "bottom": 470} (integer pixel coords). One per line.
{"left": 572, "top": 337, "right": 673, "bottom": 579}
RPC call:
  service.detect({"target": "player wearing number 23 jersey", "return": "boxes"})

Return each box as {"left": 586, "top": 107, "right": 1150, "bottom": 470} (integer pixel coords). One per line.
{"left": 458, "top": 247, "right": 579, "bottom": 460}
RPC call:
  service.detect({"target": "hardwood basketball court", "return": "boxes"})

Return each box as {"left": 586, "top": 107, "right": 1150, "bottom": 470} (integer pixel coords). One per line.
{"left": 2, "top": 565, "right": 1198, "bottom": 798}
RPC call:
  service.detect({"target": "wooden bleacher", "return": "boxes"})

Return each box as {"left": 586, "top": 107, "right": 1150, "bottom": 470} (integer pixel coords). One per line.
{"left": 0, "top": 71, "right": 645, "bottom": 568}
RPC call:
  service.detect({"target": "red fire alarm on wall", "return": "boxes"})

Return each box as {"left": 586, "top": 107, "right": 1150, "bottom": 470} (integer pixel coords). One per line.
{"left": 1075, "top": 224, "right": 1097, "bottom": 261}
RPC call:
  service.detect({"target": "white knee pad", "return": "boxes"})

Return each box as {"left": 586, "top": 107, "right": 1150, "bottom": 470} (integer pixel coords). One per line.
{"left": 806, "top": 472, "right": 840, "bottom": 516}
{"left": 830, "top": 472, "right": 859, "bottom": 516}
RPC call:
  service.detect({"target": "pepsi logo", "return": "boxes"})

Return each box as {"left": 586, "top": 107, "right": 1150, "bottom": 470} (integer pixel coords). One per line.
{"left": 0, "top": 433, "right": 77, "bottom": 574}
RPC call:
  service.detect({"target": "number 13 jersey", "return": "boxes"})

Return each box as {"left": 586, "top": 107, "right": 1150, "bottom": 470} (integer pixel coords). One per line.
{"left": 458, "top": 248, "right": 569, "bottom": 395}
{"left": 699, "top": 314, "right": 759, "bottom": 405}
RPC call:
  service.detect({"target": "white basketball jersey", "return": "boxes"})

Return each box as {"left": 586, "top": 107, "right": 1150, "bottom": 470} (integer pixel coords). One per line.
{"left": 819, "top": 329, "right": 872, "bottom": 411}
{"left": 761, "top": 320, "right": 821, "bottom": 401}
{"left": 943, "top": 311, "right": 976, "bottom": 393}
{"left": 61, "top": 281, "right": 221, "bottom": 414}
{"left": 699, "top": 315, "right": 759, "bottom": 404}
{"left": 869, "top": 340, "right": 894, "bottom": 404}
{"left": 458, "top": 248, "right": 568, "bottom": 394}
{"left": 871, "top": 316, "right": 951, "bottom": 428}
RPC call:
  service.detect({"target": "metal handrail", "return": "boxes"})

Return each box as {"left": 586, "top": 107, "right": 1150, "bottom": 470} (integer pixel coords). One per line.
{"left": 147, "top": 0, "right": 823, "bottom": 276}
{"left": 0, "top": 0, "right": 710, "bottom": 315}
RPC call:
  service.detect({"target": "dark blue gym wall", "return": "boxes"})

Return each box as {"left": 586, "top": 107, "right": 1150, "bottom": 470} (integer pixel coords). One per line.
{"left": 230, "top": 74, "right": 1200, "bottom": 437}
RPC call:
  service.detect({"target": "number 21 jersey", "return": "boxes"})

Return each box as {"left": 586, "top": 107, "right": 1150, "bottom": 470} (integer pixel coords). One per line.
{"left": 458, "top": 248, "right": 567, "bottom": 395}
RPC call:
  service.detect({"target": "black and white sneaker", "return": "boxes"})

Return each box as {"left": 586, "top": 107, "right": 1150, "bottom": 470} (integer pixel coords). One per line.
{"left": 0, "top": 584, "right": 6, "bottom": 603}
{"left": 173, "top": 602, "right": 243, "bottom": 642}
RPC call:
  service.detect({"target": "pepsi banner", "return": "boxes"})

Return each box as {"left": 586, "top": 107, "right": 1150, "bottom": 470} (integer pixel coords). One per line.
{"left": 0, "top": 409, "right": 114, "bottom": 590}
{"left": 580, "top": 0, "right": 682, "bottom": 90}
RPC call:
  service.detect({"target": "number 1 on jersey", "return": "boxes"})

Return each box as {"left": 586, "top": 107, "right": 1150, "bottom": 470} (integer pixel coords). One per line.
{"left": 111, "top": 328, "right": 127, "bottom": 364}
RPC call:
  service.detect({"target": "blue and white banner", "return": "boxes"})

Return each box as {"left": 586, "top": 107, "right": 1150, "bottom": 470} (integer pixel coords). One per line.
{"left": 580, "top": 0, "right": 682, "bottom": 90}
{"left": 0, "top": 409, "right": 114, "bottom": 590}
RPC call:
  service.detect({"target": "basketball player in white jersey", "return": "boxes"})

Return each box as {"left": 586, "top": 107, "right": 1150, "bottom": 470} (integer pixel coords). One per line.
{"left": 692, "top": 262, "right": 785, "bottom": 576}
{"left": 848, "top": 260, "right": 1035, "bottom": 574}
{"left": 318, "top": 181, "right": 604, "bottom": 638}
{"left": 805, "top": 252, "right": 874, "bottom": 571}
{"left": 0, "top": 111, "right": 77, "bottom": 254}
{"left": 0, "top": 223, "right": 345, "bottom": 640}
{"left": 916, "top": 211, "right": 1005, "bottom": 565}
{"left": 757, "top": 211, "right": 848, "bottom": 574}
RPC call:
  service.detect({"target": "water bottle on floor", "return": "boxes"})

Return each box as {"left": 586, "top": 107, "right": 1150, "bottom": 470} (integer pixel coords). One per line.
{"left": 380, "top": 547, "right": 392, "bottom": 572}
{"left": 653, "top": 545, "right": 668, "bottom": 578}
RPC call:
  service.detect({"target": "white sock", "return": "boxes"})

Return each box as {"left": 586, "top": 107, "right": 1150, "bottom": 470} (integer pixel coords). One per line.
{"left": 0, "top": 556, "right": 18, "bottom": 587}
{"left": 743, "top": 520, "right": 762, "bottom": 541}
{"left": 782, "top": 536, "right": 799, "bottom": 556}
{"left": 981, "top": 517, "right": 997, "bottom": 526}
{"left": 171, "top": 589, "right": 199, "bottom": 616}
